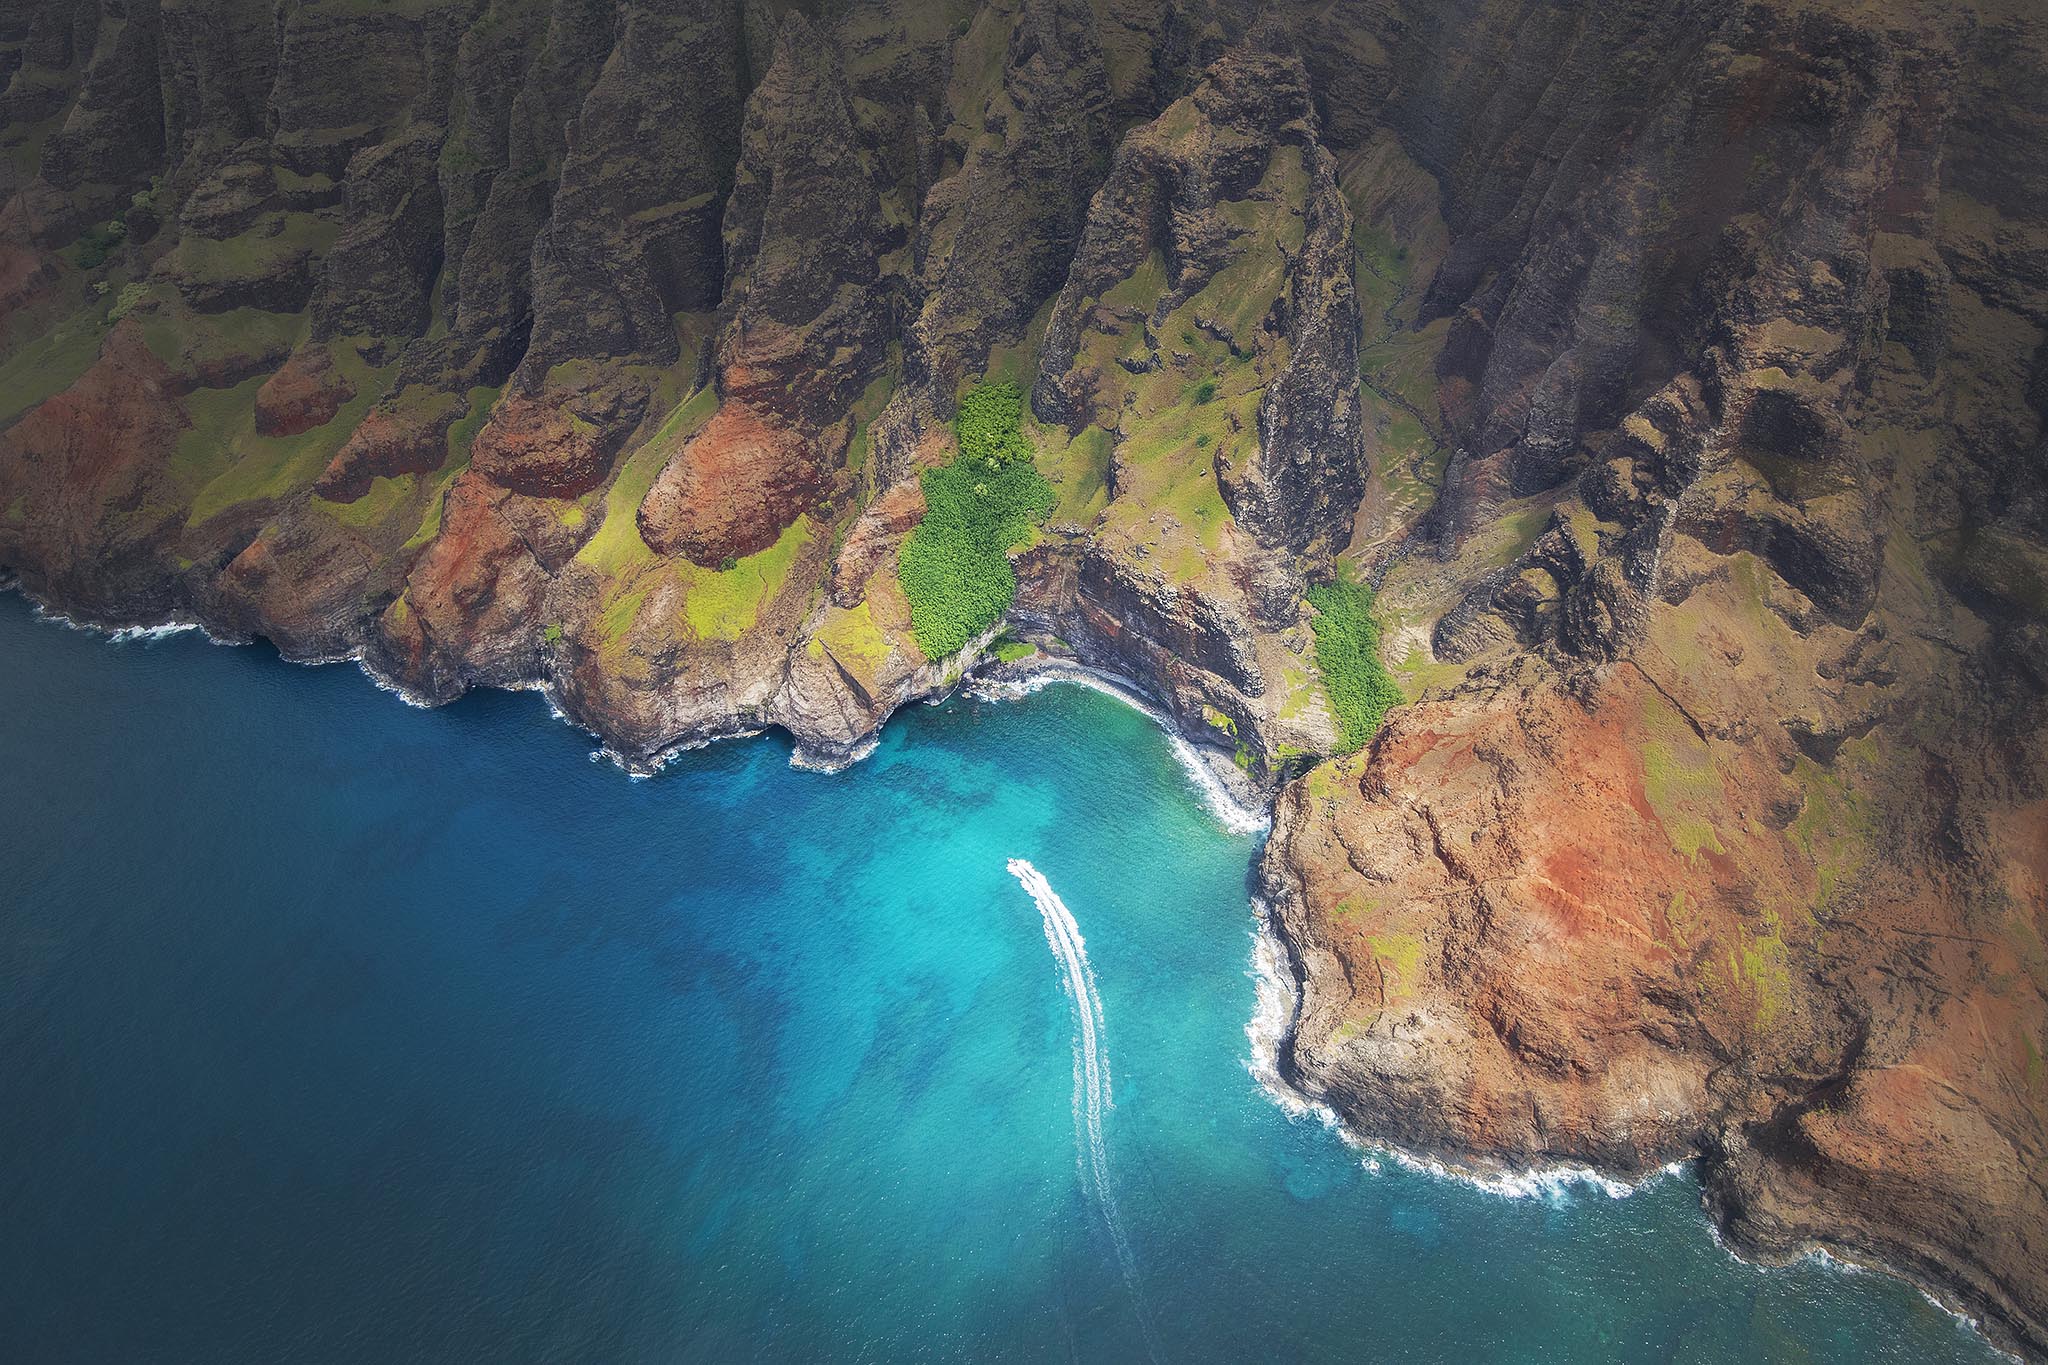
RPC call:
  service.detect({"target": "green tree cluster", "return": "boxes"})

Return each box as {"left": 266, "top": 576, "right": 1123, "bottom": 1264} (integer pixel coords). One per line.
{"left": 1306, "top": 577, "right": 1402, "bottom": 752}
{"left": 898, "top": 382, "right": 1055, "bottom": 658}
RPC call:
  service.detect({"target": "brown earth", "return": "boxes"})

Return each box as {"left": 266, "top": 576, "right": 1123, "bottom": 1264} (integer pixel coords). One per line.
{"left": 1, "top": 0, "right": 2043, "bottom": 1354}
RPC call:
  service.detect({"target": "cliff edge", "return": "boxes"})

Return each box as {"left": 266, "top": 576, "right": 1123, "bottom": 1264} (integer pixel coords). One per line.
{"left": 1, "top": 0, "right": 2043, "bottom": 1353}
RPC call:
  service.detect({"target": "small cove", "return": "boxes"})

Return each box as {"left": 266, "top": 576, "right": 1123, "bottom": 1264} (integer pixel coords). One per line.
{"left": 0, "top": 592, "right": 2003, "bottom": 1362}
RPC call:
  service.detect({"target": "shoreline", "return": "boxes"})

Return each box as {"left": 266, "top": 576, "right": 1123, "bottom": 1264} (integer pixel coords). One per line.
{"left": 1, "top": 577, "right": 2018, "bottom": 1361}
{"left": 2, "top": 576, "right": 1272, "bottom": 825}
{"left": 1239, "top": 898, "right": 2019, "bottom": 1361}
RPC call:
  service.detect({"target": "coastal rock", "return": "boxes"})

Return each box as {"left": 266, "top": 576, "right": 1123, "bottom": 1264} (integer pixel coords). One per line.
{"left": 1, "top": 4, "right": 2044, "bottom": 1353}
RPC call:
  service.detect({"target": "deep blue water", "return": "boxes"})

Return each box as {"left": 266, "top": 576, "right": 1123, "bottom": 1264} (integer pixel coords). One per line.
{"left": 0, "top": 592, "right": 2003, "bottom": 1363}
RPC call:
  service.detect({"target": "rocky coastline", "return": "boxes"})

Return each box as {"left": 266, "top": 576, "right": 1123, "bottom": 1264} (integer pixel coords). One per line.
{"left": 5, "top": 0, "right": 2044, "bottom": 1356}
{"left": 5, "top": 558, "right": 2024, "bottom": 1359}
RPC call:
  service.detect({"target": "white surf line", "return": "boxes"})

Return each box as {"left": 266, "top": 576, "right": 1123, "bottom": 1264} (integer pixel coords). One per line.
{"left": 972, "top": 666, "right": 1268, "bottom": 836}
{"left": 1242, "top": 904, "right": 1685, "bottom": 1202}
{"left": 1007, "top": 858, "right": 1160, "bottom": 1361}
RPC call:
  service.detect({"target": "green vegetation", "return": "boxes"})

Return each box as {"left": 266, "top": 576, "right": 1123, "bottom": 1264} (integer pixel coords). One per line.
{"left": 993, "top": 638, "right": 1036, "bottom": 663}
{"left": 0, "top": 307, "right": 108, "bottom": 427}
{"left": 1032, "top": 421, "right": 1113, "bottom": 525}
{"left": 159, "top": 213, "right": 337, "bottom": 294}
{"left": 809, "top": 599, "right": 894, "bottom": 685}
{"left": 1306, "top": 576, "right": 1402, "bottom": 753}
{"left": 1787, "top": 748, "right": 1878, "bottom": 913}
{"left": 600, "top": 577, "right": 655, "bottom": 647}
{"left": 897, "top": 382, "right": 1054, "bottom": 659}
{"left": 1731, "top": 909, "right": 1793, "bottom": 1032}
{"left": 69, "top": 183, "right": 157, "bottom": 270}
{"left": 681, "top": 517, "right": 812, "bottom": 642}
{"left": 1366, "top": 930, "right": 1426, "bottom": 1003}
{"left": 176, "top": 342, "right": 397, "bottom": 528}
{"left": 842, "top": 347, "right": 901, "bottom": 474}
{"left": 1639, "top": 690, "right": 1726, "bottom": 861}
{"left": 136, "top": 305, "right": 302, "bottom": 377}
{"left": 72, "top": 220, "right": 126, "bottom": 269}
{"left": 576, "top": 384, "right": 718, "bottom": 575}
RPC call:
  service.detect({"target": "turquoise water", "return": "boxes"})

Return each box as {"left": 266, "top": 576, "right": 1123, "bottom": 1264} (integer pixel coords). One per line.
{"left": 0, "top": 592, "right": 2002, "bottom": 1363}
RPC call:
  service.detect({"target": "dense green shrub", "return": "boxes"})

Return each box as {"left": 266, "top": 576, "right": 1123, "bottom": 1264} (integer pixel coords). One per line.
{"left": 1306, "top": 577, "right": 1403, "bottom": 753}
{"left": 73, "top": 220, "right": 127, "bottom": 270}
{"left": 898, "top": 382, "right": 1055, "bottom": 658}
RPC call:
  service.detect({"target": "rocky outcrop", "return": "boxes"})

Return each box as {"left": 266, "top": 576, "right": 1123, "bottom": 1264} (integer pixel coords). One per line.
{"left": 309, "top": 123, "right": 445, "bottom": 341}
{"left": 864, "top": 0, "right": 1118, "bottom": 481}
{"left": 1035, "top": 26, "right": 1363, "bottom": 570}
{"left": 0, "top": 321, "right": 184, "bottom": 617}
{"left": 638, "top": 13, "right": 887, "bottom": 566}
{"left": 1, "top": 2, "right": 2044, "bottom": 1354}
{"left": 255, "top": 343, "right": 355, "bottom": 438}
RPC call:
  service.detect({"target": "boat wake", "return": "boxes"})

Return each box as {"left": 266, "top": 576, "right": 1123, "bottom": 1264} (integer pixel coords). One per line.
{"left": 1007, "top": 858, "right": 1159, "bottom": 1360}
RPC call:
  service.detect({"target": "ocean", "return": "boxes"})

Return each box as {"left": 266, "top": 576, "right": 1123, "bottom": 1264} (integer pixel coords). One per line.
{"left": 0, "top": 593, "right": 2000, "bottom": 1362}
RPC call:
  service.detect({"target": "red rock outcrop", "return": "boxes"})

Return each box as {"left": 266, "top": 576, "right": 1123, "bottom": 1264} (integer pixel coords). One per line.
{"left": 255, "top": 344, "right": 354, "bottom": 438}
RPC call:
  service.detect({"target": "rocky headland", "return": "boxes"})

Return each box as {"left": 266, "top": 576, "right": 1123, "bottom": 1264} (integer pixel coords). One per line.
{"left": 2, "top": 0, "right": 2044, "bottom": 1355}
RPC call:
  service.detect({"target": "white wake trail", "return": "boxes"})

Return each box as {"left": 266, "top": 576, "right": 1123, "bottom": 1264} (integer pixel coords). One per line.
{"left": 1007, "top": 858, "right": 1158, "bottom": 1359}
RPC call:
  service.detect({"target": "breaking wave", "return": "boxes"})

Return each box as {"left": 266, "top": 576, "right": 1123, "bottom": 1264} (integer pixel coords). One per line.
{"left": 1243, "top": 904, "right": 1685, "bottom": 1204}
{"left": 973, "top": 664, "right": 1267, "bottom": 836}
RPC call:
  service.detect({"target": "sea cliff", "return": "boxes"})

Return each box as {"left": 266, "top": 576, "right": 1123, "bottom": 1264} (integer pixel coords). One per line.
{"left": 2, "top": 0, "right": 2044, "bottom": 1353}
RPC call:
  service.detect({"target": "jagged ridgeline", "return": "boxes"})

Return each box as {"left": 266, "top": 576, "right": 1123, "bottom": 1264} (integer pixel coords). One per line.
{"left": 3, "top": 0, "right": 2047, "bottom": 1354}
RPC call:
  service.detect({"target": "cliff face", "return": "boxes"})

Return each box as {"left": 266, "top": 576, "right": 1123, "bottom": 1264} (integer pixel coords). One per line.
{"left": 2, "top": 0, "right": 2044, "bottom": 1354}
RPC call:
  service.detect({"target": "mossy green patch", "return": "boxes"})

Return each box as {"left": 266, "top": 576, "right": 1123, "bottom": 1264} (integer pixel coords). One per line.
{"left": 843, "top": 347, "right": 901, "bottom": 475}
{"left": 178, "top": 343, "right": 394, "bottom": 528}
{"left": 810, "top": 599, "right": 895, "bottom": 685}
{"left": 1351, "top": 221, "right": 1414, "bottom": 341}
{"left": 681, "top": 517, "right": 812, "bottom": 642}
{"left": 1787, "top": 752, "right": 1878, "bottom": 914}
{"left": 600, "top": 577, "right": 655, "bottom": 647}
{"left": 313, "top": 384, "right": 491, "bottom": 542}
{"left": 1366, "top": 930, "right": 1426, "bottom": 1003}
{"left": 0, "top": 307, "right": 108, "bottom": 428}
{"left": 1032, "top": 421, "right": 1114, "bottom": 525}
{"left": 316, "top": 472, "right": 420, "bottom": 530}
{"left": 1730, "top": 910, "right": 1794, "bottom": 1031}
{"left": 1303, "top": 751, "right": 1369, "bottom": 805}
{"left": 159, "top": 213, "right": 336, "bottom": 292}
{"left": 1098, "top": 250, "right": 1168, "bottom": 316}
{"left": 1307, "top": 575, "right": 1403, "bottom": 753}
{"left": 1389, "top": 639, "right": 1468, "bottom": 702}
{"left": 1640, "top": 691, "right": 1726, "bottom": 861}
{"left": 444, "top": 385, "right": 499, "bottom": 462}
{"left": 577, "top": 385, "right": 717, "bottom": 576}
{"left": 137, "top": 306, "right": 302, "bottom": 379}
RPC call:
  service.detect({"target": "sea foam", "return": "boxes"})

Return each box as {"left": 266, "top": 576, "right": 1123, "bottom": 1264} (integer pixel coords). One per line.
{"left": 1243, "top": 903, "right": 1685, "bottom": 1205}
{"left": 973, "top": 665, "right": 1268, "bottom": 836}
